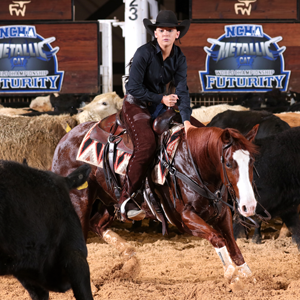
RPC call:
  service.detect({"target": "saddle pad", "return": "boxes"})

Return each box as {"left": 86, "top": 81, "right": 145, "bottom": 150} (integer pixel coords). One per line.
{"left": 152, "top": 124, "right": 183, "bottom": 185}
{"left": 76, "top": 122, "right": 183, "bottom": 181}
{"left": 76, "top": 122, "right": 131, "bottom": 175}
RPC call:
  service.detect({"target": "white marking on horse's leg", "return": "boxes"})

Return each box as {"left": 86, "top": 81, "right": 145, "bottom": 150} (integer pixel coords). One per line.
{"left": 102, "top": 229, "right": 136, "bottom": 259}
{"left": 233, "top": 149, "right": 257, "bottom": 217}
{"left": 102, "top": 229, "right": 141, "bottom": 279}
{"left": 230, "top": 263, "right": 253, "bottom": 284}
{"left": 237, "top": 262, "right": 252, "bottom": 277}
{"left": 215, "top": 246, "right": 236, "bottom": 280}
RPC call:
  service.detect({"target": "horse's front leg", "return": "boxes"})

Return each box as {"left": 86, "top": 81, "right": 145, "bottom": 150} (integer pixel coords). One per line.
{"left": 213, "top": 206, "right": 252, "bottom": 281}
{"left": 181, "top": 206, "right": 249, "bottom": 282}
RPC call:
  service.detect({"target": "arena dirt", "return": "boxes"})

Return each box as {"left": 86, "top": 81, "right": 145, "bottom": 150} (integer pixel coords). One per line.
{"left": 1, "top": 219, "right": 300, "bottom": 300}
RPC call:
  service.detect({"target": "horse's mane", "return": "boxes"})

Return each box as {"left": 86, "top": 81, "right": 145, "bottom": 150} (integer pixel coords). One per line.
{"left": 187, "top": 127, "right": 258, "bottom": 168}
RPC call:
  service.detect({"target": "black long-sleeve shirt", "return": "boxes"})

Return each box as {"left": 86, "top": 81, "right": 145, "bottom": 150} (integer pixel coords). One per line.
{"left": 125, "top": 40, "right": 192, "bottom": 122}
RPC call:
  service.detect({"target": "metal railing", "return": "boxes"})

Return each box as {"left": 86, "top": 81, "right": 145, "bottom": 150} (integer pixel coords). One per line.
{"left": 0, "top": 92, "right": 292, "bottom": 108}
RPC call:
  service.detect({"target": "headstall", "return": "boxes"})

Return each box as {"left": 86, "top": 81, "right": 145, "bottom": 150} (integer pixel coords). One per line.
{"left": 159, "top": 130, "right": 270, "bottom": 228}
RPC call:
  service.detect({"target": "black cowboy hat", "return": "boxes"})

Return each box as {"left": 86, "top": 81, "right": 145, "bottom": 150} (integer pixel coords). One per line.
{"left": 143, "top": 10, "right": 190, "bottom": 39}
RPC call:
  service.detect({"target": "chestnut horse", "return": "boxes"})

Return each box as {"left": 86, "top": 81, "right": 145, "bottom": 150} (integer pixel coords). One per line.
{"left": 51, "top": 120, "right": 259, "bottom": 283}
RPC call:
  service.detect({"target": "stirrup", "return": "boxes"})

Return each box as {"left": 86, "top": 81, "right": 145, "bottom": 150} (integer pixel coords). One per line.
{"left": 127, "top": 209, "right": 146, "bottom": 221}
{"left": 120, "top": 192, "right": 145, "bottom": 221}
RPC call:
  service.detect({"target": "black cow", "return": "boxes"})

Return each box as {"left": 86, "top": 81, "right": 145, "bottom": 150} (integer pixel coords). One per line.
{"left": 233, "top": 92, "right": 265, "bottom": 109}
{"left": 286, "top": 90, "right": 300, "bottom": 104}
{"left": 264, "top": 86, "right": 289, "bottom": 108}
{"left": 22, "top": 94, "right": 86, "bottom": 117}
{"left": 0, "top": 161, "right": 93, "bottom": 300}
{"left": 233, "top": 89, "right": 290, "bottom": 113}
{"left": 233, "top": 127, "right": 300, "bottom": 250}
{"left": 207, "top": 110, "right": 290, "bottom": 140}
{"left": 50, "top": 94, "right": 83, "bottom": 115}
{"left": 287, "top": 102, "right": 300, "bottom": 112}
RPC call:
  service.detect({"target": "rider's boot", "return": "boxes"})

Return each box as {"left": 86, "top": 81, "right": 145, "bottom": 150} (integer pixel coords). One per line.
{"left": 119, "top": 187, "right": 146, "bottom": 222}
{"left": 127, "top": 201, "right": 146, "bottom": 221}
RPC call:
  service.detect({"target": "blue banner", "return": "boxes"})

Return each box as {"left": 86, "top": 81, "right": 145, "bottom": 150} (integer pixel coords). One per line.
{"left": 199, "top": 24, "right": 290, "bottom": 92}
{"left": 0, "top": 25, "right": 64, "bottom": 93}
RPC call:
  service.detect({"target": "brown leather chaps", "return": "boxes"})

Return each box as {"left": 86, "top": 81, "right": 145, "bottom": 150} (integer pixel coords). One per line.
{"left": 119, "top": 95, "right": 157, "bottom": 208}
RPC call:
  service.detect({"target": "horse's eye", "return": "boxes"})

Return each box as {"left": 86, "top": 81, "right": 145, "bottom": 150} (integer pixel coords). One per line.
{"left": 226, "top": 162, "right": 232, "bottom": 168}
{"left": 101, "top": 102, "right": 107, "bottom": 106}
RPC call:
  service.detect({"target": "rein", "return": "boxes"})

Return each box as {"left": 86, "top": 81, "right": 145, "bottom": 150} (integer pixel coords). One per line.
{"left": 159, "top": 130, "right": 228, "bottom": 216}
{"left": 159, "top": 129, "right": 270, "bottom": 228}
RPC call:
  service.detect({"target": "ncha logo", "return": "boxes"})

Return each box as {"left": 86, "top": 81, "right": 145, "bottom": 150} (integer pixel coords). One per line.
{"left": 0, "top": 25, "right": 64, "bottom": 93}
{"left": 199, "top": 24, "right": 290, "bottom": 92}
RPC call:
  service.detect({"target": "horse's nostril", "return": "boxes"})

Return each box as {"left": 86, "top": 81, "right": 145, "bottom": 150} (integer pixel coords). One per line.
{"left": 242, "top": 205, "right": 247, "bottom": 212}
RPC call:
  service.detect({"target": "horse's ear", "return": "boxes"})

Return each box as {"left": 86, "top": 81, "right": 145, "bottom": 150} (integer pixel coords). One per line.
{"left": 220, "top": 129, "right": 232, "bottom": 144}
{"left": 245, "top": 124, "right": 259, "bottom": 142}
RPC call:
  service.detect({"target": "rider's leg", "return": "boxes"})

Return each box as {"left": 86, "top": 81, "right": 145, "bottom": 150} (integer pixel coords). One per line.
{"left": 119, "top": 99, "right": 157, "bottom": 221}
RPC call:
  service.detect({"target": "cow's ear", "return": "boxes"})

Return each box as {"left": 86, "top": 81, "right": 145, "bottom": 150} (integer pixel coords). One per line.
{"left": 245, "top": 124, "right": 259, "bottom": 142}
{"left": 66, "top": 164, "right": 91, "bottom": 190}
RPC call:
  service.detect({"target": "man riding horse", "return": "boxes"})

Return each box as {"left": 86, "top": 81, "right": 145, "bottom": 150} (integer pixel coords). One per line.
{"left": 119, "top": 10, "right": 198, "bottom": 222}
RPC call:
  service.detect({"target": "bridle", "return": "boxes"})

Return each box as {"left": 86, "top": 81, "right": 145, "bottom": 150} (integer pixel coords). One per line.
{"left": 220, "top": 142, "right": 270, "bottom": 228}
{"left": 159, "top": 130, "right": 270, "bottom": 228}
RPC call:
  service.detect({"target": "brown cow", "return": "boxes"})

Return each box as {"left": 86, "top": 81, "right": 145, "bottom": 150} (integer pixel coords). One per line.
{"left": 275, "top": 112, "right": 300, "bottom": 127}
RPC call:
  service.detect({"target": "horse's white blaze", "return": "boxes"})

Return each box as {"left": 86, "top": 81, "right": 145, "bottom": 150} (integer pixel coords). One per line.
{"left": 233, "top": 149, "right": 257, "bottom": 217}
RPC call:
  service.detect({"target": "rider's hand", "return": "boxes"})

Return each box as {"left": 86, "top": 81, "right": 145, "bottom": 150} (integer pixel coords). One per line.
{"left": 184, "top": 121, "right": 196, "bottom": 136}
{"left": 162, "top": 94, "right": 178, "bottom": 107}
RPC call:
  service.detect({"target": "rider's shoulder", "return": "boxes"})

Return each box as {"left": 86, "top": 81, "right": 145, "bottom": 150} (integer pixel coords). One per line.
{"left": 134, "top": 42, "right": 156, "bottom": 61}
{"left": 173, "top": 44, "right": 185, "bottom": 57}
{"left": 136, "top": 42, "right": 156, "bottom": 54}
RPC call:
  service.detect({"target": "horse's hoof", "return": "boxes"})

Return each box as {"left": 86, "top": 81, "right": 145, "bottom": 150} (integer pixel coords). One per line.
{"left": 224, "top": 264, "right": 236, "bottom": 281}
{"left": 109, "top": 256, "right": 141, "bottom": 280}
{"left": 237, "top": 262, "right": 252, "bottom": 277}
{"left": 127, "top": 209, "right": 146, "bottom": 221}
{"left": 229, "top": 264, "right": 252, "bottom": 286}
{"left": 122, "top": 245, "right": 137, "bottom": 260}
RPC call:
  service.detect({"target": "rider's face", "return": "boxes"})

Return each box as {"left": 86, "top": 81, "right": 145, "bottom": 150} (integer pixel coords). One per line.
{"left": 154, "top": 27, "right": 180, "bottom": 48}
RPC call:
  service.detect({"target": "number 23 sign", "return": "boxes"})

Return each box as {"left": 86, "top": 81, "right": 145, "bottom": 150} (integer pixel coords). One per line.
{"left": 129, "top": 0, "right": 138, "bottom": 20}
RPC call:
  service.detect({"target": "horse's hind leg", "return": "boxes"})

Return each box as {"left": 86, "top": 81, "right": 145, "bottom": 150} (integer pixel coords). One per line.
{"left": 94, "top": 226, "right": 141, "bottom": 279}
{"left": 69, "top": 182, "right": 99, "bottom": 240}
{"left": 89, "top": 203, "right": 141, "bottom": 279}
